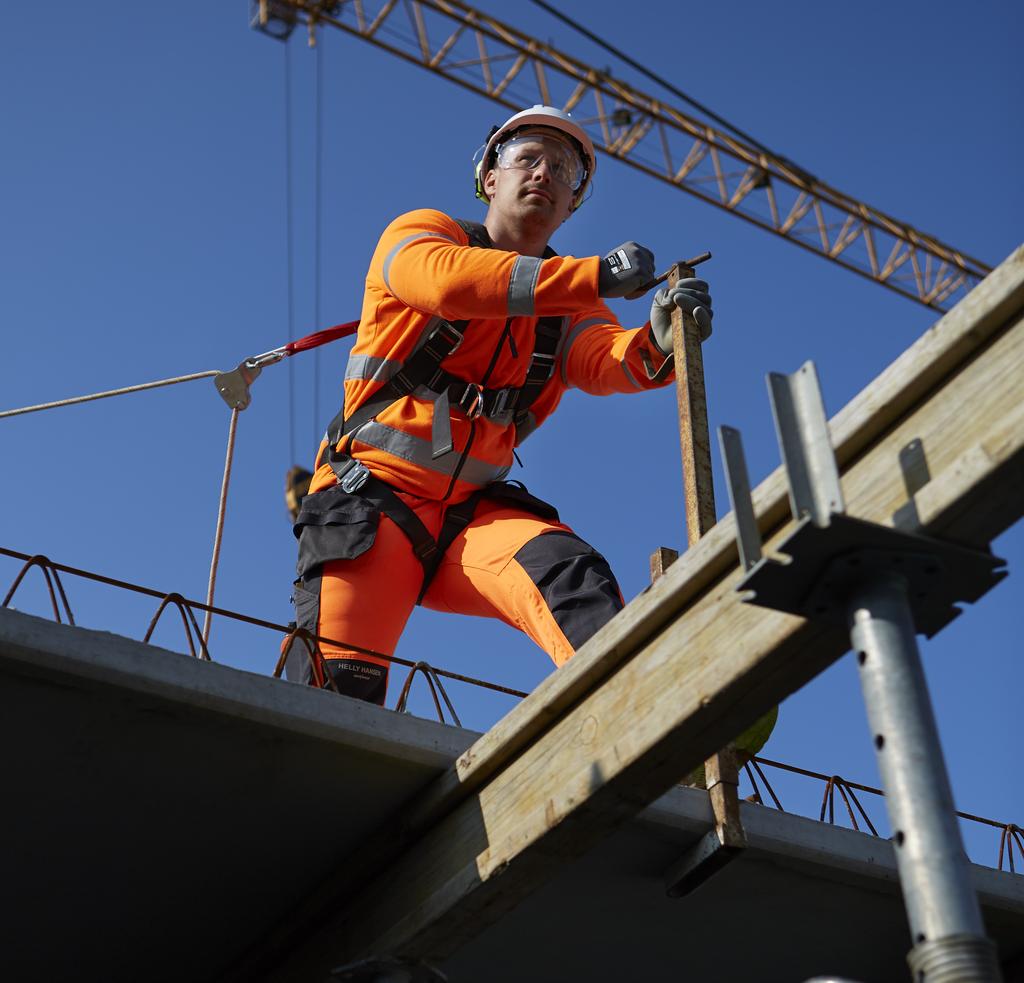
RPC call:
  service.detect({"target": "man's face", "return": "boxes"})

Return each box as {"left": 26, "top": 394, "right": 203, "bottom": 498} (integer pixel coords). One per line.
{"left": 483, "top": 128, "right": 582, "bottom": 231}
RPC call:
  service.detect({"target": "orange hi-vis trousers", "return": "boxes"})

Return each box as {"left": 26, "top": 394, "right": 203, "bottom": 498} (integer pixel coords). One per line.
{"left": 288, "top": 492, "right": 624, "bottom": 706}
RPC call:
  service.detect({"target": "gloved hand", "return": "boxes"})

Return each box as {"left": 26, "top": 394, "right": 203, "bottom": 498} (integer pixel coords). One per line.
{"left": 649, "top": 280, "right": 713, "bottom": 353}
{"left": 597, "top": 241, "right": 656, "bottom": 298}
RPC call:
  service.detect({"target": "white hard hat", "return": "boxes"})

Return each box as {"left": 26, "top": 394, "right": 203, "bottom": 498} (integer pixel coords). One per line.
{"left": 474, "top": 105, "right": 596, "bottom": 210}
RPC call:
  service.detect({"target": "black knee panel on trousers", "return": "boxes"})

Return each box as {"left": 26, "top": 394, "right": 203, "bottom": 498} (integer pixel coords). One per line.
{"left": 513, "top": 530, "right": 624, "bottom": 651}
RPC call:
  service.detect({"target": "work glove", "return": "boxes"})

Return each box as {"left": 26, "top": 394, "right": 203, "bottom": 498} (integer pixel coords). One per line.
{"left": 597, "top": 241, "right": 656, "bottom": 298}
{"left": 649, "top": 280, "right": 713, "bottom": 354}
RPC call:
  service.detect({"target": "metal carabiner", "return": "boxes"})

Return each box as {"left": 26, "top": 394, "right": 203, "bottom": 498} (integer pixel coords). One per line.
{"left": 461, "top": 383, "right": 485, "bottom": 420}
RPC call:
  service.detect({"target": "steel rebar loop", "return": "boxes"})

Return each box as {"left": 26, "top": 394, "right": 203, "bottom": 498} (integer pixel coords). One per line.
{"left": 2, "top": 554, "right": 76, "bottom": 625}
{"left": 998, "top": 824, "right": 1023, "bottom": 873}
{"left": 143, "top": 593, "right": 211, "bottom": 661}
{"left": 0, "top": 544, "right": 530, "bottom": 699}
{"left": 818, "top": 776, "right": 880, "bottom": 836}
{"left": 395, "top": 661, "right": 462, "bottom": 726}
{"left": 272, "top": 626, "right": 340, "bottom": 695}
{"left": 747, "top": 758, "right": 785, "bottom": 811}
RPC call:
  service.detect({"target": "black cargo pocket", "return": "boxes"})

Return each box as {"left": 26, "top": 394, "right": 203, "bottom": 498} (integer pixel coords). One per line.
{"left": 483, "top": 480, "right": 560, "bottom": 522}
{"left": 294, "top": 484, "right": 381, "bottom": 579}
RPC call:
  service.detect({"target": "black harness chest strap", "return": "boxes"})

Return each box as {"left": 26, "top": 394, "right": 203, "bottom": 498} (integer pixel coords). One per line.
{"left": 328, "top": 218, "right": 562, "bottom": 451}
{"left": 454, "top": 218, "right": 562, "bottom": 422}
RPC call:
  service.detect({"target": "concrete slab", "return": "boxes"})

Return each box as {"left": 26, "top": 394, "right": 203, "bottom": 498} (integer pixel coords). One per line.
{"left": 1, "top": 608, "right": 1021, "bottom": 982}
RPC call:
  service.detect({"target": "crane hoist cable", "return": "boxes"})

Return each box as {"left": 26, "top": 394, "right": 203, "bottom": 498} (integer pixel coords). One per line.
{"left": 284, "top": 37, "right": 298, "bottom": 466}
{"left": 312, "top": 26, "right": 325, "bottom": 451}
{"left": 527, "top": 0, "right": 813, "bottom": 181}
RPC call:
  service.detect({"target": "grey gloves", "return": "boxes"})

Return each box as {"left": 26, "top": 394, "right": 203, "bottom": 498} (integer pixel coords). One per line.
{"left": 598, "top": 241, "right": 655, "bottom": 298}
{"left": 650, "top": 280, "right": 713, "bottom": 354}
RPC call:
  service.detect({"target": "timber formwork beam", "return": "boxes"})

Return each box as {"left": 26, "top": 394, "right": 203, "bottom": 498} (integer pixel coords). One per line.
{"left": 238, "top": 245, "right": 1024, "bottom": 981}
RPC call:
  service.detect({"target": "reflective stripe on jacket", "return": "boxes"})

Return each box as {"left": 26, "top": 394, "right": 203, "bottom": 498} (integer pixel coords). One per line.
{"left": 309, "top": 208, "right": 673, "bottom": 503}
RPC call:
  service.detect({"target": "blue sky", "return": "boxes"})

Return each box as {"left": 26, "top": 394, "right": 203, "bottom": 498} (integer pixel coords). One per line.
{"left": 2, "top": 1, "right": 1020, "bottom": 866}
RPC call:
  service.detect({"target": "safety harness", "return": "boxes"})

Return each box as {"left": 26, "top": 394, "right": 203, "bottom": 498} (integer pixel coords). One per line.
{"left": 319, "top": 219, "right": 564, "bottom": 601}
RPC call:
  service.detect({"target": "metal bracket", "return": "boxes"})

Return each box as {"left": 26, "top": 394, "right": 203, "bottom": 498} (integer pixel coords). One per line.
{"left": 739, "top": 513, "right": 1005, "bottom": 638}
{"left": 721, "top": 360, "right": 1005, "bottom": 635}
{"left": 767, "top": 360, "right": 844, "bottom": 526}
{"left": 214, "top": 347, "right": 287, "bottom": 410}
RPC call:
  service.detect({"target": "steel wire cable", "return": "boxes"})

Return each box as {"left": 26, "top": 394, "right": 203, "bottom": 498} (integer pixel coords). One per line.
{"left": 0, "top": 370, "right": 221, "bottom": 419}
{"left": 526, "top": 0, "right": 808, "bottom": 177}
{"left": 312, "top": 26, "right": 324, "bottom": 451}
{"left": 285, "top": 38, "right": 298, "bottom": 466}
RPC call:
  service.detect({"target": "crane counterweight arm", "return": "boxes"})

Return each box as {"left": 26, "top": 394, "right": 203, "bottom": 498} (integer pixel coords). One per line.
{"left": 254, "top": 0, "right": 991, "bottom": 312}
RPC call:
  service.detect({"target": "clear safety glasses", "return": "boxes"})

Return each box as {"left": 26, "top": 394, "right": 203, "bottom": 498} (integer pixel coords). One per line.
{"left": 493, "top": 134, "right": 586, "bottom": 191}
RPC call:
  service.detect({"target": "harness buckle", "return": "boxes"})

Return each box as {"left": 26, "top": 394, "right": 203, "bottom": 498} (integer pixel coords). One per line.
{"left": 460, "top": 383, "right": 485, "bottom": 420}
{"left": 434, "top": 320, "right": 464, "bottom": 354}
{"left": 531, "top": 351, "right": 557, "bottom": 374}
{"left": 339, "top": 461, "right": 371, "bottom": 494}
{"left": 490, "top": 387, "right": 516, "bottom": 417}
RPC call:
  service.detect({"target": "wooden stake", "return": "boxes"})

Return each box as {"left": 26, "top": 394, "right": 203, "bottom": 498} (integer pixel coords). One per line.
{"left": 670, "top": 261, "right": 717, "bottom": 546}
{"left": 664, "top": 259, "right": 746, "bottom": 875}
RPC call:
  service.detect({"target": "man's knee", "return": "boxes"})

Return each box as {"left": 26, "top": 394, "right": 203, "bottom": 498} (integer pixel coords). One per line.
{"left": 512, "top": 530, "right": 624, "bottom": 650}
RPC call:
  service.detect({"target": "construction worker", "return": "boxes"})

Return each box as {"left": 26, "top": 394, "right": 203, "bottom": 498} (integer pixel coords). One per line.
{"left": 288, "top": 105, "right": 712, "bottom": 706}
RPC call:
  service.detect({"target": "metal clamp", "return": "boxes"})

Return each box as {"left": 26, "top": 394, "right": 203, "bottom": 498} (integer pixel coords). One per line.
{"left": 214, "top": 346, "right": 288, "bottom": 410}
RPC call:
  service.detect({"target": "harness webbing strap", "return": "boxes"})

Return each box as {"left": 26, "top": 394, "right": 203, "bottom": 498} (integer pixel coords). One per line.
{"left": 325, "top": 453, "right": 439, "bottom": 579}
{"left": 415, "top": 487, "right": 488, "bottom": 603}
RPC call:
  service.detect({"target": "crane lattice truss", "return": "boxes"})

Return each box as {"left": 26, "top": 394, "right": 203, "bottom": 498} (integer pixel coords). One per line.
{"left": 257, "top": 0, "right": 991, "bottom": 311}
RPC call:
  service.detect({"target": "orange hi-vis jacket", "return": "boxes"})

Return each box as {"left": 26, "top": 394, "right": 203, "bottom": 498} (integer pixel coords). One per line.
{"left": 309, "top": 208, "right": 674, "bottom": 503}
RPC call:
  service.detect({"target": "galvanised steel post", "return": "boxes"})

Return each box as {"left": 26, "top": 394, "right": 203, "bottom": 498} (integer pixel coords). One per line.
{"left": 848, "top": 572, "right": 1002, "bottom": 982}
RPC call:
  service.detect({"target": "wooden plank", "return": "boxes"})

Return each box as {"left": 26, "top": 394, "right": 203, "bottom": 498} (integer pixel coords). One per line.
{"left": 238, "top": 246, "right": 1024, "bottom": 980}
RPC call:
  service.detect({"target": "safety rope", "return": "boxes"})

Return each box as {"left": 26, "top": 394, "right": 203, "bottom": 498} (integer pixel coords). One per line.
{"left": 0, "top": 323, "right": 359, "bottom": 422}
{"left": 202, "top": 407, "right": 240, "bottom": 651}
{"left": 0, "top": 370, "right": 220, "bottom": 419}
